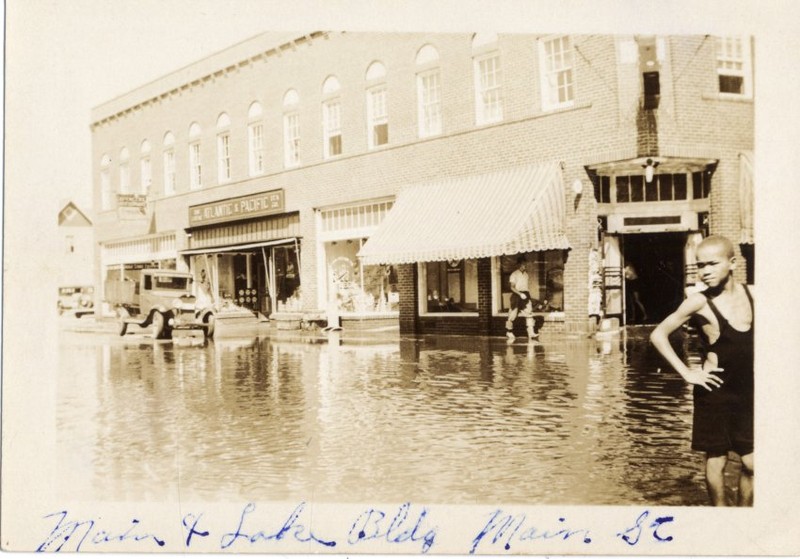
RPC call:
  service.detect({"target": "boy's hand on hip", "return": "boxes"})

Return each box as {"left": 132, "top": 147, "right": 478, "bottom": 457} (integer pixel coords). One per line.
{"left": 686, "top": 367, "right": 724, "bottom": 391}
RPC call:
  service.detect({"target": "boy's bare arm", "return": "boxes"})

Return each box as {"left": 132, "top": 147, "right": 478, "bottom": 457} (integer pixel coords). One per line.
{"left": 650, "top": 294, "right": 724, "bottom": 391}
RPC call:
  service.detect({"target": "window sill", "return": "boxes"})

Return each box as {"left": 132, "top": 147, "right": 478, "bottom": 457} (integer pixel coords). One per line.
{"left": 420, "top": 312, "right": 479, "bottom": 318}
{"left": 701, "top": 93, "right": 753, "bottom": 103}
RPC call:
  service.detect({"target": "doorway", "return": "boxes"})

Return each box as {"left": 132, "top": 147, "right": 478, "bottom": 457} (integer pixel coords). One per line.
{"left": 623, "top": 232, "right": 686, "bottom": 324}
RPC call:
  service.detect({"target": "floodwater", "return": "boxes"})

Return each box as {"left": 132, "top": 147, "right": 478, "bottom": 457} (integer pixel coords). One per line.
{"left": 56, "top": 326, "right": 726, "bottom": 506}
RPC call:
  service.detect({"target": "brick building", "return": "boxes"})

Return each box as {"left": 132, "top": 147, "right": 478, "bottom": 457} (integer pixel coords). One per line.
{"left": 91, "top": 32, "right": 754, "bottom": 335}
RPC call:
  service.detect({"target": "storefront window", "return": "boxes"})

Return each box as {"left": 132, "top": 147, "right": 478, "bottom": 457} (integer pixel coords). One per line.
{"left": 423, "top": 259, "right": 478, "bottom": 313}
{"left": 274, "top": 246, "right": 301, "bottom": 310}
{"left": 326, "top": 240, "right": 398, "bottom": 313}
{"left": 496, "top": 251, "right": 565, "bottom": 312}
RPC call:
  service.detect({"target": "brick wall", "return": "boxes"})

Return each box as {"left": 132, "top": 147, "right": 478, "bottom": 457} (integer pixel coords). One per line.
{"left": 91, "top": 32, "right": 754, "bottom": 325}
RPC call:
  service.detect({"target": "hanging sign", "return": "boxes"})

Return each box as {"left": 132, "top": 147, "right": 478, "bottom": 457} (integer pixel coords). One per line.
{"left": 189, "top": 189, "right": 285, "bottom": 227}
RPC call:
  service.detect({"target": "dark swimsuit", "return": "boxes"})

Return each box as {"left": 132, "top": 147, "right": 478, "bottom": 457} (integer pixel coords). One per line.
{"left": 692, "top": 285, "right": 754, "bottom": 456}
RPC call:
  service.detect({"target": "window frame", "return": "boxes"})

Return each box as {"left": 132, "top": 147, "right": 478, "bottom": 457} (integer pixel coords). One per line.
{"left": 473, "top": 50, "right": 504, "bottom": 125}
{"left": 418, "top": 259, "right": 480, "bottom": 316}
{"left": 416, "top": 68, "right": 442, "bottom": 138}
{"left": 283, "top": 111, "right": 301, "bottom": 168}
{"left": 119, "top": 147, "right": 130, "bottom": 194}
{"left": 715, "top": 35, "right": 753, "bottom": 99}
{"left": 217, "top": 132, "right": 232, "bottom": 183}
{"left": 538, "top": 35, "right": 576, "bottom": 112}
{"left": 366, "top": 84, "right": 389, "bottom": 149}
{"left": 100, "top": 154, "right": 113, "bottom": 210}
{"left": 189, "top": 141, "right": 202, "bottom": 190}
{"left": 322, "top": 98, "right": 343, "bottom": 159}
{"left": 247, "top": 121, "right": 265, "bottom": 176}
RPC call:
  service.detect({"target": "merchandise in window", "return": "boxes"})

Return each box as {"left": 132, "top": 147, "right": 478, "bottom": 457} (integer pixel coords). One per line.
{"left": 424, "top": 259, "right": 478, "bottom": 313}
{"left": 497, "top": 252, "right": 565, "bottom": 312}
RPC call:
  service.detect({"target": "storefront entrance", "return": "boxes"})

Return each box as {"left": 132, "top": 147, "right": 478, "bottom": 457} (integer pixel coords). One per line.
{"left": 622, "top": 232, "right": 686, "bottom": 324}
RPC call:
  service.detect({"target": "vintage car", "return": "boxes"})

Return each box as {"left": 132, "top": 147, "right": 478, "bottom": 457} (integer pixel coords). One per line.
{"left": 105, "top": 270, "right": 215, "bottom": 341}
{"left": 58, "top": 286, "right": 95, "bottom": 317}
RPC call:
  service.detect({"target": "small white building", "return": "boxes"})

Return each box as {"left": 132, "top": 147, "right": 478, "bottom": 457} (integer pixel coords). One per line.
{"left": 58, "top": 201, "right": 95, "bottom": 310}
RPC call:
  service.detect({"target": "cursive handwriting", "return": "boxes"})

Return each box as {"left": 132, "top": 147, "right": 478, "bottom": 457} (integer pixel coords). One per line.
{"left": 219, "top": 502, "right": 336, "bottom": 549}
{"left": 470, "top": 509, "right": 592, "bottom": 554}
{"left": 37, "top": 511, "right": 166, "bottom": 552}
{"left": 617, "top": 510, "right": 675, "bottom": 546}
{"left": 347, "top": 502, "right": 437, "bottom": 553}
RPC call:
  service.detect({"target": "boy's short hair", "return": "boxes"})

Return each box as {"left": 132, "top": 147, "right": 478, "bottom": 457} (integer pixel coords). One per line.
{"left": 699, "top": 235, "right": 735, "bottom": 258}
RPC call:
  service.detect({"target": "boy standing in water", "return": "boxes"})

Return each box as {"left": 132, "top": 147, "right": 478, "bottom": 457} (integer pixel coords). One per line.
{"left": 650, "top": 235, "right": 754, "bottom": 506}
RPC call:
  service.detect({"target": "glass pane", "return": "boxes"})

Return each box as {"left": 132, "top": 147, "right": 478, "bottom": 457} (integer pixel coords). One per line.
{"left": 719, "top": 74, "right": 744, "bottom": 94}
{"left": 616, "top": 175, "right": 630, "bottom": 203}
{"left": 673, "top": 174, "right": 687, "bottom": 200}
{"left": 601, "top": 176, "right": 610, "bottom": 203}
{"left": 645, "top": 175, "right": 658, "bottom": 201}
{"left": 658, "top": 174, "right": 673, "bottom": 200}
{"left": 630, "top": 175, "right": 644, "bottom": 202}
{"left": 692, "top": 172, "right": 702, "bottom": 199}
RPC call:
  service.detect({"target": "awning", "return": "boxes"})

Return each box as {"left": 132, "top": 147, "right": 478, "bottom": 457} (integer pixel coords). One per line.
{"left": 179, "top": 237, "right": 297, "bottom": 255}
{"left": 739, "top": 151, "right": 754, "bottom": 244}
{"left": 358, "top": 162, "right": 570, "bottom": 265}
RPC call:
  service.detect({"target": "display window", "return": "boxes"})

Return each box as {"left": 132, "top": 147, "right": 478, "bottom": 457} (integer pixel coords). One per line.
{"left": 325, "top": 240, "right": 398, "bottom": 313}
{"left": 421, "top": 259, "right": 478, "bottom": 313}
{"left": 495, "top": 250, "right": 565, "bottom": 313}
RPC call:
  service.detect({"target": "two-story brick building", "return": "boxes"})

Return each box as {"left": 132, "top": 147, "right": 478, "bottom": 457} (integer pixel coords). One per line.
{"left": 91, "top": 32, "right": 754, "bottom": 335}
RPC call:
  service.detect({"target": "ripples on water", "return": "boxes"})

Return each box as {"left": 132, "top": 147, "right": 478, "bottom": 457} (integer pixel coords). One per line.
{"left": 57, "top": 328, "right": 710, "bottom": 505}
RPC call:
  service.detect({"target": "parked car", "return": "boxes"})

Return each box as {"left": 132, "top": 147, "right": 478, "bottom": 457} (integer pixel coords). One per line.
{"left": 58, "top": 286, "right": 94, "bottom": 317}
{"left": 105, "top": 270, "right": 215, "bottom": 340}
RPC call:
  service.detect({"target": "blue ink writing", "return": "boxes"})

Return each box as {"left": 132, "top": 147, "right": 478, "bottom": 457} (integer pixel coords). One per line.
{"left": 347, "top": 502, "right": 437, "bottom": 553}
{"left": 182, "top": 512, "right": 210, "bottom": 547}
{"left": 470, "top": 510, "right": 592, "bottom": 554}
{"left": 617, "top": 510, "right": 675, "bottom": 546}
{"left": 37, "top": 511, "right": 165, "bottom": 552}
{"left": 219, "top": 502, "right": 336, "bottom": 549}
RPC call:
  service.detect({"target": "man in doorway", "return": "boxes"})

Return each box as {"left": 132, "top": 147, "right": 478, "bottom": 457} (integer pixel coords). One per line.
{"left": 650, "top": 235, "right": 754, "bottom": 506}
{"left": 506, "top": 256, "right": 545, "bottom": 342}
{"left": 624, "top": 263, "right": 648, "bottom": 324}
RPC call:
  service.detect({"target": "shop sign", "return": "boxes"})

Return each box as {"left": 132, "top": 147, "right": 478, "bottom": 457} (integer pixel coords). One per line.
{"left": 189, "top": 189, "right": 285, "bottom": 227}
{"left": 117, "top": 193, "right": 147, "bottom": 208}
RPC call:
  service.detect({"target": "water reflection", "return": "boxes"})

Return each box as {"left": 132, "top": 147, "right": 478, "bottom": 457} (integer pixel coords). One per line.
{"left": 57, "top": 329, "right": 706, "bottom": 505}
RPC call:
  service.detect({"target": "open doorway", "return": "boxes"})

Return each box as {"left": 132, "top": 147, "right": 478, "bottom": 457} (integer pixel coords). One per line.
{"left": 623, "top": 232, "right": 686, "bottom": 324}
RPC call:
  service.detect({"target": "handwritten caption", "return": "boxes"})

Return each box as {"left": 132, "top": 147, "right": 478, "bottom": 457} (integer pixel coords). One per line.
{"left": 37, "top": 503, "right": 674, "bottom": 553}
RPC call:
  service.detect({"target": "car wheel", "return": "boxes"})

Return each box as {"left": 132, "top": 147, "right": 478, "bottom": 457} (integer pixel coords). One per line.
{"left": 117, "top": 308, "right": 129, "bottom": 336}
{"left": 203, "top": 312, "right": 215, "bottom": 339}
{"left": 151, "top": 311, "right": 165, "bottom": 339}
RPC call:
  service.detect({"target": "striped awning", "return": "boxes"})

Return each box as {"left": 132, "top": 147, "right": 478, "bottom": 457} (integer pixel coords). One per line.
{"left": 358, "top": 162, "right": 570, "bottom": 265}
{"left": 739, "top": 151, "right": 754, "bottom": 244}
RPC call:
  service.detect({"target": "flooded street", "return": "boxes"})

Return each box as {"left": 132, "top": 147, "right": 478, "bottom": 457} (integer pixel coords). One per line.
{"left": 57, "top": 326, "right": 714, "bottom": 506}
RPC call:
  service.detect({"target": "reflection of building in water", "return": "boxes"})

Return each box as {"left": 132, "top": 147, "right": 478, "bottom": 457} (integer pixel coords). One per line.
{"left": 91, "top": 33, "right": 753, "bottom": 335}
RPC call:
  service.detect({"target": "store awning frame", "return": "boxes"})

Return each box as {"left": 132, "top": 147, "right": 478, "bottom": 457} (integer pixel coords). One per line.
{"left": 179, "top": 237, "right": 298, "bottom": 255}
{"left": 357, "top": 162, "right": 571, "bottom": 266}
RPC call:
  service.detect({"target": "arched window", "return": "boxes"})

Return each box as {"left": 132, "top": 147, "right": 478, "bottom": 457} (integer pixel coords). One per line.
{"left": 100, "top": 154, "right": 113, "bottom": 210}
{"left": 188, "top": 122, "right": 202, "bottom": 189}
{"left": 472, "top": 33, "right": 503, "bottom": 124}
{"left": 216, "top": 112, "right": 232, "bottom": 183}
{"left": 119, "top": 147, "right": 131, "bottom": 194}
{"left": 365, "top": 61, "right": 389, "bottom": 149}
{"left": 415, "top": 45, "right": 442, "bottom": 137}
{"left": 283, "top": 89, "right": 300, "bottom": 168}
{"left": 321, "top": 76, "right": 342, "bottom": 159}
{"left": 247, "top": 102, "right": 265, "bottom": 176}
{"left": 140, "top": 140, "right": 152, "bottom": 195}
{"left": 163, "top": 132, "right": 176, "bottom": 195}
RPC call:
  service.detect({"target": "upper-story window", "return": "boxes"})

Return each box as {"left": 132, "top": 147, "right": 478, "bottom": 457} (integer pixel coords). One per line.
{"left": 188, "top": 122, "right": 202, "bottom": 190}
{"left": 119, "top": 147, "right": 130, "bottom": 194}
{"left": 163, "top": 131, "right": 176, "bottom": 196}
{"left": 247, "top": 102, "right": 265, "bottom": 176}
{"left": 216, "top": 113, "right": 232, "bottom": 183}
{"left": 140, "top": 140, "right": 152, "bottom": 195}
{"left": 715, "top": 36, "right": 752, "bottom": 98}
{"left": 322, "top": 76, "right": 343, "bottom": 159}
{"left": 366, "top": 61, "right": 389, "bottom": 149}
{"left": 538, "top": 35, "right": 575, "bottom": 111}
{"left": 473, "top": 33, "right": 503, "bottom": 124}
{"left": 100, "top": 154, "right": 113, "bottom": 210}
{"left": 283, "top": 89, "right": 301, "bottom": 168}
{"left": 416, "top": 44, "right": 442, "bottom": 138}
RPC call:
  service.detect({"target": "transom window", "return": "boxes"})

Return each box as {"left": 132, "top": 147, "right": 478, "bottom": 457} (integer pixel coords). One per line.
{"left": 538, "top": 35, "right": 575, "bottom": 111}
{"left": 715, "top": 36, "right": 752, "bottom": 97}
{"left": 594, "top": 172, "right": 710, "bottom": 203}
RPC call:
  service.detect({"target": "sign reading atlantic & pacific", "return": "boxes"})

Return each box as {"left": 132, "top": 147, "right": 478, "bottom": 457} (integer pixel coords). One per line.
{"left": 189, "top": 189, "right": 285, "bottom": 227}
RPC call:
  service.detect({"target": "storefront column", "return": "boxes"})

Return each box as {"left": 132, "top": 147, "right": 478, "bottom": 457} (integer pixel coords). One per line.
{"left": 477, "top": 258, "right": 493, "bottom": 336}
{"left": 298, "top": 207, "right": 318, "bottom": 310}
{"left": 397, "top": 263, "right": 418, "bottom": 335}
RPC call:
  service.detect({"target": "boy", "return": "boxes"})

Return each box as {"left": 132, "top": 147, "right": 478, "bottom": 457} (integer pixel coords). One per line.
{"left": 650, "top": 235, "right": 753, "bottom": 506}
{"left": 506, "top": 256, "right": 545, "bottom": 342}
